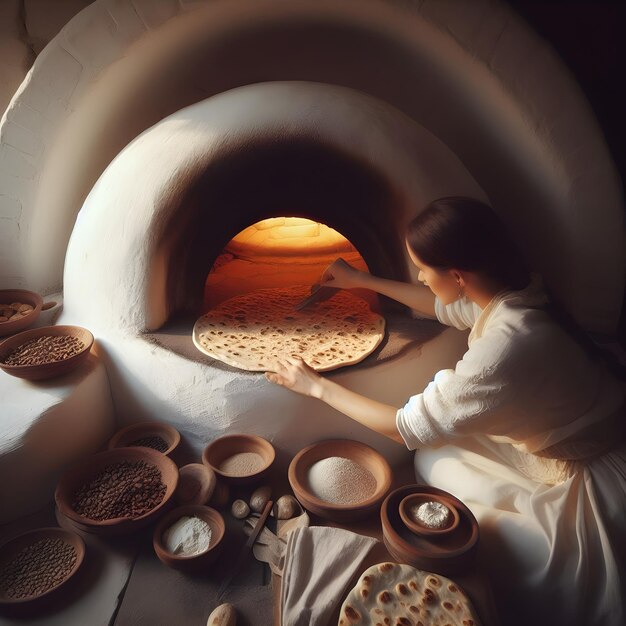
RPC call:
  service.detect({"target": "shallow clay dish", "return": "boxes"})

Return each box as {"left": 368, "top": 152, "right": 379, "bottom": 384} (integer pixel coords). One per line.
{"left": 399, "top": 493, "right": 460, "bottom": 538}
{"left": 153, "top": 505, "right": 225, "bottom": 572}
{"left": 288, "top": 439, "right": 392, "bottom": 522}
{"left": 381, "top": 484, "right": 479, "bottom": 575}
{"left": 174, "top": 463, "right": 217, "bottom": 506}
{"left": 202, "top": 434, "right": 275, "bottom": 486}
{"left": 0, "top": 289, "right": 43, "bottom": 337}
{"left": 0, "top": 527, "right": 85, "bottom": 607}
{"left": 55, "top": 447, "right": 179, "bottom": 536}
{"left": 0, "top": 325, "right": 93, "bottom": 381}
{"left": 108, "top": 421, "right": 181, "bottom": 457}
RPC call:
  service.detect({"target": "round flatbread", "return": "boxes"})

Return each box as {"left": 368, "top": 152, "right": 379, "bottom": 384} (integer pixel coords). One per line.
{"left": 193, "top": 286, "right": 385, "bottom": 372}
{"left": 339, "top": 562, "right": 481, "bottom": 626}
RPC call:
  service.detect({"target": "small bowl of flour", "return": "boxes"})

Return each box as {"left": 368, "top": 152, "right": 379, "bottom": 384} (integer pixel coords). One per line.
{"left": 153, "top": 505, "right": 225, "bottom": 571}
{"left": 288, "top": 439, "right": 392, "bottom": 522}
{"left": 398, "top": 493, "right": 460, "bottom": 539}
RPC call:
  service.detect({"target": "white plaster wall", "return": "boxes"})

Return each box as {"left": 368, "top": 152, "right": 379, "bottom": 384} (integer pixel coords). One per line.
{"left": 0, "top": 0, "right": 622, "bottom": 332}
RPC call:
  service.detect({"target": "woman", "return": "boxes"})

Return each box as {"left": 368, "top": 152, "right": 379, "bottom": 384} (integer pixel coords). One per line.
{"left": 265, "top": 197, "right": 625, "bottom": 626}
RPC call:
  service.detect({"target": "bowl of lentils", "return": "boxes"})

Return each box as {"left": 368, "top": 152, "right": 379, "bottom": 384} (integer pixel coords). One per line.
{"left": 0, "top": 325, "right": 93, "bottom": 381}
{"left": 55, "top": 447, "right": 179, "bottom": 536}
{"left": 0, "top": 527, "right": 84, "bottom": 608}
{"left": 107, "top": 421, "right": 181, "bottom": 457}
{"left": 0, "top": 289, "right": 43, "bottom": 337}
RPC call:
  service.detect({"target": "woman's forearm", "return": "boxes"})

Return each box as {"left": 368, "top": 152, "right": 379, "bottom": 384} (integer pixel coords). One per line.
{"left": 355, "top": 273, "right": 437, "bottom": 319}
{"left": 312, "top": 377, "right": 405, "bottom": 444}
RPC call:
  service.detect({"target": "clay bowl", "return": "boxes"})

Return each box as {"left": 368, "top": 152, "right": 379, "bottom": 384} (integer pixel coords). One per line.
{"left": 288, "top": 439, "right": 392, "bottom": 522}
{"left": 107, "top": 421, "right": 181, "bottom": 457}
{"left": 381, "top": 484, "right": 479, "bottom": 576}
{"left": 153, "top": 505, "right": 225, "bottom": 572}
{"left": 0, "top": 325, "right": 94, "bottom": 381}
{"left": 55, "top": 447, "right": 179, "bottom": 536}
{"left": 202, "top": 434, "right": 275, "bottom": 486}
{"left": 0, "top": 289, "right": 43, "bottom": 337}
{"left": 174, "top": 463, "right": 217, "bottom": 506}
{"left": 399, "top": 493, "right": 460, "bottom": 538}
{"left": 0, "top": 527, "right": 85, "bottom": 608}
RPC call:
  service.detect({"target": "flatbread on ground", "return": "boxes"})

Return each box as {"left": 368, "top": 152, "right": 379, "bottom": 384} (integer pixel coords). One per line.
{"left": 193, "top": 286, "right": 385, "bottom": 372}
{"left": 339, "top": 562, "right": 481, "bottom": 626}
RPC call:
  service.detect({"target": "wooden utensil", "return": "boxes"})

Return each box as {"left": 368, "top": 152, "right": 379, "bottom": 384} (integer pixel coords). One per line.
{"left": 293, "top": 284, "right": 340, "bottom": 311}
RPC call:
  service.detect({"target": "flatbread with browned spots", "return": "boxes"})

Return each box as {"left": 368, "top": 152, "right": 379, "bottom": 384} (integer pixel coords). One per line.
{"left": 339, "top": 562, "right": 481, "bottom": 626}
{"left": 193, "top": 286, "right": 384, "bottom": 372}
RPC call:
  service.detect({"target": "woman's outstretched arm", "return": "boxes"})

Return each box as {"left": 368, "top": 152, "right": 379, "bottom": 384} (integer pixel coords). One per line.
{"left": 265, "top": 356, "right": 405, "bottom": 445}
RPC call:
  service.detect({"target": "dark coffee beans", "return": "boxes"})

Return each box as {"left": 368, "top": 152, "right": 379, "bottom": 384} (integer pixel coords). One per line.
{"left": 128, "top": 435, "right": 169, "bottom": 453}
{"left": 2, "top": 335, "right": 85, "bottom": 366}
{"left": 72, "top": 461, "right": 166, "bottom": 520}
{"left": 0, "top": 538, "right": 77, "bottom": 599}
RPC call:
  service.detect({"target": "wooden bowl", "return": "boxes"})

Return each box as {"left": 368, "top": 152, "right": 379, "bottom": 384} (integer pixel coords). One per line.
{"left": 108, "top": 421, "right": 181, "bottom": 457}
{"left": 174, "top": 463, "right": 217, "bottom": 506}
{"left": 0, "top": 289, "right": 43, "bottom": 337}
{"left": 399, "top": 493, "right": 460, "bottom": 538}
{"left": 0, "top": 325, "right": 94, "bottom": 381}
{"left": 153, "top": 505, "right": 225, "bottom": 572}
{"left": 0, "top": 527, "right": 85, "bottom": 607}
{"left": 54, "top": 447, "right": 179, "bottom": 536}
{"left": 381, "top": 484, "right": 479, "bottom": 575}
{"left": 288, "top": 439, "right": 392, "bottom": 522}
{"left": 202, "top": 434, "right": 275, "bottom": 486}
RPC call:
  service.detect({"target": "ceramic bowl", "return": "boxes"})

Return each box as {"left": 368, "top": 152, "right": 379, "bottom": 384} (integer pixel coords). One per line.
{"left": 107, "top": 421, "right": 181, "bottom": 457}
{"left": 202, "top": 434, "right": 275, "bottom": 486}
{"left": 399, "top": 493, "right": 460, "bottom": 538}
{"left": 381, "top": 484, "right": 479, "bottom": 575}
{"left": 288, "top": 439, "right": 392, "bottom": 522}
{"left": 0, "top": 289, "right": 43, "bottom": 337}
{"left": 0, "top": 325, "right": 93, "bottom": 381}
{"left": 55, "top": 447, "right": 179, "bottom": 536}
{"left": 153, "top": 505, "right": 225, "bottom": 572}
{"left": 0, "top": 527, "right": 85, "bottom": 607}
{"left": 174, "top": 463, "right": 217, "bottom": 506}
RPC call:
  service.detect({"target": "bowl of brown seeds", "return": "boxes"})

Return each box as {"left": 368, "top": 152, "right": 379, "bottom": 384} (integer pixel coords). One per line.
{"left": 55, "top": 447, "right": 179, "bottom": 536}
{"left": 0, "top": 527, "right": 84, "bottom": 607}
{"left": 0, "top": 289, "right": 43, "bottom": 337}
{"left": 0, "top": 325, "right": 94, "bottom": 381}
{"left": 107, "top": 421, "right": 181, "bottom": 457}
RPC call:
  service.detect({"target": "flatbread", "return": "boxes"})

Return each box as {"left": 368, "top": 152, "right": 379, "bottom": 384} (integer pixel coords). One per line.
{"left": 339, "top": 562, "right": 481, "bottom": 626}
{"left": 193, "top": 286, "right": 385, "bottom": 372}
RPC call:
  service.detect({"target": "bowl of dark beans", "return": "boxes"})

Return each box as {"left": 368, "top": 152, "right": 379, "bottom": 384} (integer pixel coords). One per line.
{"left": 55, "top": 447, "right": 179, "bottom": 536}
{"left": 0, "top": 325, "right": 94, "bottom": 381}
{"left": 107, "top": 421, "right": 181, "bottom": 457}
{"left": 0, "top": 527, "right": 84, "bottom": 608}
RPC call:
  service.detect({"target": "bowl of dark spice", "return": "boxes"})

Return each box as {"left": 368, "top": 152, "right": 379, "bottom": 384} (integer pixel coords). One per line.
{"left": 202, "top": 434, "right": 275, "bottom": 486}
{"left": 288, "top": 439, "right": 392, "bottom": 522}
{"left": 153, "top": 504, "right": 225, "bottom": 572}
{"left": 0, "top": 527, "right": 84, "bottom": 608}
{"left": 0, "top": 325, "right": 93, "bottom": 380}
{"left": 55, "top": 447, "right": 179, "bottom": 535}
{"left": 107, "top": 421, "right": 181, "bottom": 457}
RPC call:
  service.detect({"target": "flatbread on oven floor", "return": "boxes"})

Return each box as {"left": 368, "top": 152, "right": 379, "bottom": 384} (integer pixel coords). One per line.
{"left": 339, "top": 562, "right": 481, "bottom": 626}
{"left": 193, "top": 286, "right": 385, "bottom": 372}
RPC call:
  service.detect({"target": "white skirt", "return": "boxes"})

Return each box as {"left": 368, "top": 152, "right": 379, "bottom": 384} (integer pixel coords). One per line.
{"left": 414, "top": 436, "right": 626, "bottom": 626}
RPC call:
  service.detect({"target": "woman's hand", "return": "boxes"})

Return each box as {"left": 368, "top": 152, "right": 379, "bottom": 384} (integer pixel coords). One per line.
{"left": 265, "top": 356, "right": 324, "bottom": 398}
{"left": 320, "top": 258, "right": 365, "bottom": 289}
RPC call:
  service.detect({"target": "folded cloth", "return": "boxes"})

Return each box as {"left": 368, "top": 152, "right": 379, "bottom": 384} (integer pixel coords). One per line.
{"left": 280, "top": 527, "right": 379, "bottom": 626}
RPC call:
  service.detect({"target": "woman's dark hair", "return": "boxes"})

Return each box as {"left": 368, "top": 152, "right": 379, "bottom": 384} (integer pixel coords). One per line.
{"left": 406, "top": 196, "right": 530, "bottom": 290}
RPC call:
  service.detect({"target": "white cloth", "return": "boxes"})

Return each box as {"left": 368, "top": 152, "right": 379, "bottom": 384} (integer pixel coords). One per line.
{"left": 396, "top": 279, "right": 626, "bottom": 625}
{"left": 280, "top": 527, "right": 378, "bottom": 626}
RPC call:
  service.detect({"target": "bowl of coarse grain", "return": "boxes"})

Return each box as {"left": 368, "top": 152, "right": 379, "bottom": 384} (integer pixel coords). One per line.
{"left": 153, "top": 504, "right": 225, "bottom": 572}
{"left": 0, "top": 325, "right": 94, "bottom": 381}
{"left": 55, "top": 447, "right": 179, "bottom": 536}
{"left": 107, "top": 421, "right": 181, "bottom": 457}
{"left": 202, "top": 434, "right": 275, "bottom": 486}
{"left": 0, "top": 527, "right": 85, "bottom": 608}
{"left": 0, "top": 289, "right": 43, "bottom": 337}
{"left": 399, "top": 492, "right": 460, "bottom": 538}
{"left": 288, "top": 439, "right": 392, "bottom": 522}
